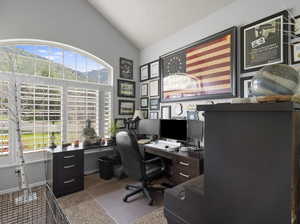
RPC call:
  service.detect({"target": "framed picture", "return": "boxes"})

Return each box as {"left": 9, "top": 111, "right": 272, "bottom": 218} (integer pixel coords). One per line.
{"left": 140, "top": 97, "right": 149, "bottom": 108}
{"left": 141, "top": 109, "right": 148, "bottom": 119}
{"left": 294, "top": 15, "right": 300, "bottom": 37}
{"left": 120, "top": 57, "right": 133, "bottom": 80}
{"left": 240, "top": 10, "right": 289, "bottom": 73}
{"left": 117, "top": 80, "right": 135, "bottom": 98}
{"left": 292, "top": 42, "right": 300, "bottom": 64}
{"left": 240, "top": 76, "right": 254, "bottom": 98}
{"left": 140, "top": 64, "right": 149, "bottom": 81}
{"left": 161, "top": 106, "right": 171, "bottom": 119}
{"left": 160, "top": 27, "right": 237, "bottom": 102}
{"left": 115, "top": 118, "right": 126, "bottom": 129}
{"left": 119, "top": 100, "right": 135, "bottom": 115}
{"left": 149, "top": 80, "right": 160, "bottom": 97}
{"left": 150, "top": 98, "right": 160, "bottom": 110}
{"left": 150, "top": 60, "right": 159, "bottom": 79}
{"left": 187, "top": 111, "right": 199, "bottom": 120}
{"left": 141, "top": 83, "right": 148, "bottom": 97}
{"left": 149, "top": 111, "right": 159, "bottom": 119}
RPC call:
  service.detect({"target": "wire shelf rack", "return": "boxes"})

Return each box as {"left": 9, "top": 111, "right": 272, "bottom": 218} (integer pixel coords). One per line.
{"left": 0, "top": 185, "right": 69, "bottom": 224}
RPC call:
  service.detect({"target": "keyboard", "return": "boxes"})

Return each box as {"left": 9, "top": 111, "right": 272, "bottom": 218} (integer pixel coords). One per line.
{"left": 146, "top": 140, "right": 180, "bottom": 151}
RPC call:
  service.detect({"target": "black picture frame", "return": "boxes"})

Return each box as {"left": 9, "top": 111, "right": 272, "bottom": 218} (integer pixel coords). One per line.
{"left": 149, "top": 79, "right": 160, "bottom": 97}
{"left": 161, "top": 105, "right": 171, "bottom": 119}
{"left": 119, "top": 57, "right": 133, "bottom": 80}
{"left": 141, "top": 109, "right": 148, "bottom": 119}
{"left": 160, "top": 27, "right": 237, "bottom": 103}
{"left": 240, "top": 10, "right": 289, "bottom": 73}
{"left": 115, "top": 118, "right": 126, "bottom": 129}
{"left": 117, "top": 80, "right": 135, "bottom": 98}
{"left": 150, "top": 98, "right": 160, "bottom": 110}
{"left": 149, "top": 60, "right": 160, "bottom": 79}
{"left": 149, "top": 111, "right": 159, "bottom": 119}
{"left": 293, "top": 15, "right": 300, "bottom": 37}
{"left": 141, "top": 83, "right": 148, "bottom": 97}
{"left": 119, "top": 100, "right": 135, "bottom": 115}
{"left": 292, "top": 42, "right": 300, "bottom": 65}
{"left": 240, "top": 76, "right": 254, "bottom": 98}
{"left": 140, "top": 97, "right": 149, "bottom": 108}
{"left": 140, "top": 64, "right": 149, "bottom": 82}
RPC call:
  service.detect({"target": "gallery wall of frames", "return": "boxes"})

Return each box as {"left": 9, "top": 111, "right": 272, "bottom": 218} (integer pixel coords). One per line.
{"left": 138, "top": 10, "right": 300, "bottom": 120}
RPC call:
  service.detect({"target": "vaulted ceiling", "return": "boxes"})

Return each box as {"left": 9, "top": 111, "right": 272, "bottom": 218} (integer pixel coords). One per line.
{"left": 88, "top": 0, "right": 235, "bottom": 49}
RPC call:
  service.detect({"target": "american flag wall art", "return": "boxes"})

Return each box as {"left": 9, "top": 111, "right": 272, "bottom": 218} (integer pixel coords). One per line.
{"left": 160, "top": 27, "right": 237, "bottom": 102}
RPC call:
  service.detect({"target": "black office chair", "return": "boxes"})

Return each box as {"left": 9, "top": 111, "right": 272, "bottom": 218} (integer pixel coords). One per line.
{"left": 116, "top": 130, "right": 166, "bottom": 205}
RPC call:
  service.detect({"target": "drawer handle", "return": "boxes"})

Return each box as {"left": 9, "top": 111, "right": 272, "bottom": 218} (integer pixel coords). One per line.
{"left": 179, "top": 161, "right": 190, "bottom": 166}
{"left": 64, "top": 165, "right": 75, "bottom": 169}
{"left": 179, "top": 172, "right": 190, "bottom": 179}
{"left": 64, "top": 179, "right": 75, "bottom": 184}
{"left": 63, "top": 155, "right": 75, "bottom": 159}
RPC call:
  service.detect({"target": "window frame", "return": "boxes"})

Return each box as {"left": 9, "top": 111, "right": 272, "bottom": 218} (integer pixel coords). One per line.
{"left": 0, "top": 39, "right": 114, "bottom": 166}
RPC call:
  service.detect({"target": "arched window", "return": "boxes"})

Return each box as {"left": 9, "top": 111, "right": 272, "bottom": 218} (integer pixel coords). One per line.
{"left": 0, "top": 39, "right": 113, "bottom": 155}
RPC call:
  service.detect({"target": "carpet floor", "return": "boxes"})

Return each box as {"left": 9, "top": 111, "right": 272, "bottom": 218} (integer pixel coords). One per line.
{"left": 58, "top": 174, "right": 168, "bottom": 224}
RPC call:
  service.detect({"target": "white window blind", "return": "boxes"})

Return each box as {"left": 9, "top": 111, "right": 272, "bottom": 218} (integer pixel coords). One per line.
{"left": 0, "top": 81, "right": 9, "bottom": 154}
{"left": 103, "top": 91, "right": 112, "bottom": 138}
{"left": 67, "top": 88, "right": 98, "bottom": 143}
{"left": 20, "top": 84, "right": 62, "bottom": 151}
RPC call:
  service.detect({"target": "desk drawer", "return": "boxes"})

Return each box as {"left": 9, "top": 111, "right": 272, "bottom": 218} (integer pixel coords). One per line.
{"left": 172, "top": 168, "right": 199, "bottom": 183}
{"left": 61, "top": 164, "right": 82, "bottom": 180}
{"left": 172, "top": 158, "right": 200, "bottom": 184}
{"left": 54, "top": 150, "right": 83, "bottom": 167}
{"left": 54, "top": 175, "right": 84, "bottom": 197}
{"left": 174, "top": 157, "right": 198, "bottom": 170}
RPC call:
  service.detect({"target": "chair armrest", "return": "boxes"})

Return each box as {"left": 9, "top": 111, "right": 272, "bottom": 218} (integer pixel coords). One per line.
{"left": 143, "top": 157, "right": 166, "bottom": 172}
{"left": 143, "top": 157, "right": 162, "bottom": 164}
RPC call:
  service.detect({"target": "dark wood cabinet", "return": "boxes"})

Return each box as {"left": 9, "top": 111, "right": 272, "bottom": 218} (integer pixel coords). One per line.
{"left": 51, "top": 149, "right": 84, "bottom": 198}
{"left": 197, "top": 102, "right": 300, "bottom": 224}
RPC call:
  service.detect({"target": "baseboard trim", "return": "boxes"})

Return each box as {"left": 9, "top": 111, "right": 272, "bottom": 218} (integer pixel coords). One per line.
{"left": 0, "top": 181, "right": 46, "bottom": 195}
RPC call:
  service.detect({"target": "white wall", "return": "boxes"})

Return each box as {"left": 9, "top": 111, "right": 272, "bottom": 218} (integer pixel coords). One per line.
{"left": 141, "top": 0, "right": 300, "bottom": 63}
{"left": 140, "top": 0, "right": 300, "bottom": 115}
{"left": 0, "top": 0, "right": 139, "bottom": 192}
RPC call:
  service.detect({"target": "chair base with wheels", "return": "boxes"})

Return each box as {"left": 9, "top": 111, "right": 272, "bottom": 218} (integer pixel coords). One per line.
{"left": 123, "top": 182, "right": 165, "bottom": 205}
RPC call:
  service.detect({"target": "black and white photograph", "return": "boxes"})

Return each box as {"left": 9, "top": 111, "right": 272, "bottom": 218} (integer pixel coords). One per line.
{"left": 292, "top": 42, "right": 300, "bottom": 64}
{"left": 240, "top": 11, "right": 289, "bottom": 73}
{"left": 140, "top": 64, "right": 149, "bottom": 81}
{"left": 294, "top": 15, "right": 300, "bottom": 37}
{"left": 161, "top": 105, "right": 171, "bottom": 119}
{"left": 149, "top": 111, "right": 159, "bottom": 119}
{"left": 120, "top": 57, "right": 133, "bottom": 79}
{"left": 115, "top": 118, "right": 126, "bottom": 129}
{"left": 150, "top": 60, "right": 159, "bottom": 79}
{"left": 119, "top": 100, "right": 135, "bottom": 115}
{"left": 141, "top": 83, "right": 148, "bottom": 97}
{"left": 140, "top": 97, "right": 148, "bottom": 108}
{"left": 149, "top": 98, "right": 160, "bottom": 110}
{"left": 117, "top": 80, "right": 135, "bottom": 98}
{"left": 240, "top": 76, "right": 254, "bottom": 98}
{"left": 187, "top": 111, "right": 199, "bottom": 120}
{"left": 149, "top": 79, "right": 160, "bottom": 97}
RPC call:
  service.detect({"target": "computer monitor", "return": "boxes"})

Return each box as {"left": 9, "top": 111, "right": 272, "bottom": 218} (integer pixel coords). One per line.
{"left": 187, "top": 120, "right": 204, "bottom": 139}
{"left": 138, "top": 119, "right": 160, "bottom": 135}
{"left": 160, "top": 119, "right": 187, "bottom": 141}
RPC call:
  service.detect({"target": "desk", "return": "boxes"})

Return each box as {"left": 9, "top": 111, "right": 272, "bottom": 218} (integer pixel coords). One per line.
{"left": 143, "top": 144, "right": 204, "bottom": 184}
{"left": 47, "top": 144, "right": 115, "bottom": 198}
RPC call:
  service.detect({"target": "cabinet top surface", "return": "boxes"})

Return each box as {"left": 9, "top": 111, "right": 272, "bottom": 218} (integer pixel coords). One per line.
{"left": 197, "top": 102, "right": 300, "bottom": 112}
